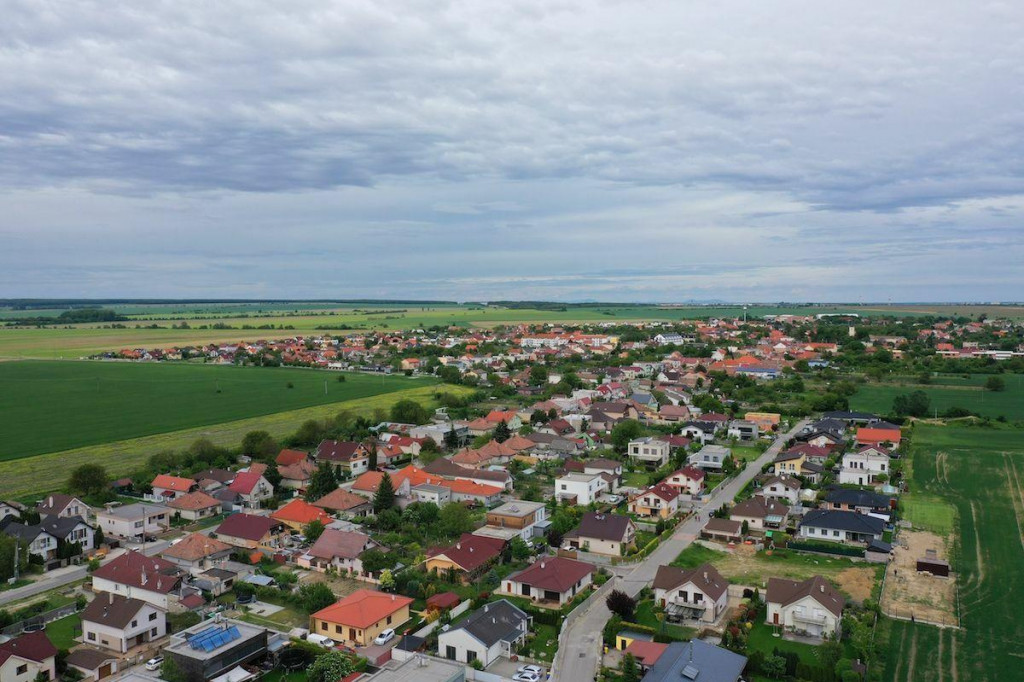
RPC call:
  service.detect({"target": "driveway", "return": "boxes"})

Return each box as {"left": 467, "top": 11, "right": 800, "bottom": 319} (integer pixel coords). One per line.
{"left": 551, "top": 420, "right": 809, "bottom": 682}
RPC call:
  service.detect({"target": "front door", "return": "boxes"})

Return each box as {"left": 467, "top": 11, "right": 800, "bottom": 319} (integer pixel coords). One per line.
{"left": 773, "top": 612, "right": 779, "bottom": 625}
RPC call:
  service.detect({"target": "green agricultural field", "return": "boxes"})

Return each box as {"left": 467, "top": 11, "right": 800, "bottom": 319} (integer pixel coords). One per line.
{"left": 0, "top": 360, "right": 434, "bottom": 460}
{"left": 885, "top": 423, "right": 1024, "bottom": 682}
{"left": 0, "top": 383, "right": 469, "bottom": 499}
{"left": 0, "top": 301, "right": 885, "bottom": 359}
{"left": 850, "top": 374, "right": 1024, "bottom": 420}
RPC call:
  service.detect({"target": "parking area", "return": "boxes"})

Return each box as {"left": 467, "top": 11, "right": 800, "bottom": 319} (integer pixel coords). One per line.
{"left": 486, "top": 658, "right": 549, "bottom": 681}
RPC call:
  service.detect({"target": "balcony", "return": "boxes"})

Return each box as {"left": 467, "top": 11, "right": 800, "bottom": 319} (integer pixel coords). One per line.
{"left": 791, "top": 611, "right": 828, "bottom": 625}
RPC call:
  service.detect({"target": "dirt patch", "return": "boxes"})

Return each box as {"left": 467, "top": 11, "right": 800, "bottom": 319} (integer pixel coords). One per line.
{"left": 698, "top": 543, "right": 877, "bottom": 603}
{"left": 881, "top": 529, "right": 957, "bottom": 626}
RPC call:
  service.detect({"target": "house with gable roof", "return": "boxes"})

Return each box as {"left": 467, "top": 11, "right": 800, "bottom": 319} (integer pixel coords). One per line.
{"left": 653, "top": 563, "right": 729, "bottom": 625}
{"left": 437, "top": 599, "right": 530, "bottom": 667}
{"left": 766, "top": 575, "right": 845, "bottom": 638}
{"left": 0, "top": 631, "right": 58, "bottom": 682}
{"left": 498, "top": 556, "right": 594, "bottom": 605}
{"left": 629, "top": 483, "right": 681, "bottom": 519}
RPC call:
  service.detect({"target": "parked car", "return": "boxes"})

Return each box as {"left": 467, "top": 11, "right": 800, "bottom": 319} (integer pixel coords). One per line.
{"left": 517, "top": 665, "right": 544, "bottom": 676}
{"left": 512, "top": 673, "right": 540, "bottom": 682}
{"left": 374, "top": 628, "right": 396, "bottom": 645}
{"left": 145, "top": 656, "right": 164, "bottom": 671}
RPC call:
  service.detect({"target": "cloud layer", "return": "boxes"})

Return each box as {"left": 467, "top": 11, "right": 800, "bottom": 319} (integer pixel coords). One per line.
{"left": 1, "top": 0, "right": 1022, "bottom": 301}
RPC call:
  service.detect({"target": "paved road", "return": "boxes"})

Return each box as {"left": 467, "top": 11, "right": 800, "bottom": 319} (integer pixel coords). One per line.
{"left": 552, "top": 420, "right": 809, "bottom": 682}
{"left": 0, "top": 539, "right": 172, "bottom": 606}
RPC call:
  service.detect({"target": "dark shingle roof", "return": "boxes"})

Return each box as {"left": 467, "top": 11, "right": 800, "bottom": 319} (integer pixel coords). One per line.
{"left": 652, "top": 563, "right": 728, "bottom": 601}
{"left": 641, "top": 640, "right": 747, "bottom": 682}
{"left": 574, "top": 512, "right": 633, "bottom": 542}
{"left": 81, "top": 593, "right": 150, "bottom": 629}
{"left": 824, "top": 488, "right": 894, "bottom": 509}
{"left": 450, "top": 599, "right": 529, "bottom": 647}
{"left": 800, "top": 509, "right": 885, "bottom": 535}
{"left": 766, "top": 575, "right": 845, "bottom": 618}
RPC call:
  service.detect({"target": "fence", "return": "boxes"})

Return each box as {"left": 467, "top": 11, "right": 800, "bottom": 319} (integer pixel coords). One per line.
{"left": 1, "top": 603, "right": 79, "bottom": 636}
{"left": 413, "top": 599, "right": 473, "bottom": 638}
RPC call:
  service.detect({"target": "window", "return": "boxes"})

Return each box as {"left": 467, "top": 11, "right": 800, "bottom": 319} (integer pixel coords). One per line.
{"left": 132, "top": 620, "right": 137, "bottom": 627}
{"left": 446, "top": 645, "right": 457, "bottom": 660}
{"left": 466, "top": 650, "right": 477, "bottom": 663}
{"left": 151, "top": 628, "right": 158, "bottom": 636}
{"left": 387, "top": 615, "right": 392, "bottom": 625}
{"left": 16, "top": 664, "right": 28, "bottom": 675}
{"left": 335, "top": 625, "right": 343, "bottom": 634}
{"left": 149, "top": 612, "right": 157, "bottom": 621}
{"left": 320, "top": 622, "right": 327, "bottom": 631}
{"left": 88, "top": 632, "right": 96, "bottom": 641}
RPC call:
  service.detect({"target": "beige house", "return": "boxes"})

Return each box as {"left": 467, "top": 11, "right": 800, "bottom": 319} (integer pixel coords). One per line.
{"left": 766, "top": 576, "right": 845, "bottom": 638}
{"left": 310, "top": 590, "right": 413, "bottom": 647}
{"left": 563, "top": 512, "right": 636, "bottom": 557}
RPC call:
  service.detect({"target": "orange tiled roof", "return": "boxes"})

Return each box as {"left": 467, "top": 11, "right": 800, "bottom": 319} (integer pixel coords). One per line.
{"left": 312, "top": 589, "right": 413, "bottom": 629}
{"left": 271, "top": 499, "right": 332, "bottom": 525}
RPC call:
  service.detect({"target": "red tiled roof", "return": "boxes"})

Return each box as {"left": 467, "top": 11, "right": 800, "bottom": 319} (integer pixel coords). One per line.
{"left": 312, "top": 589, "right": 413, "bottom": 629}
{"left": 624, "top": 639, "right": 669, "bottom": 667}
{"left": 276, "top": 449, "right": 309, "bottom": 466}
{"left": 167, "top": 491, "right": 220, "bottom": 511}
{"left": 0, "top": 631, "right": 58, "bottom": 666}
{"left": 271, "top": 499, "right": 332, "bottom": 526}
{"left": 152, "top": 474, "right": 195, "bottom": 492}
{"left": 228, "top": 471, "right": 264, "bottom": 495}
{"left": 427, "top": 533, "right": 505, "bottom": 572}
{"left": 216, "top": 513, "right": 281, "bottom": 542}
{"left": 507, "top": 556, "right": 594, "bottom": 593}
{"left": 92, "top": 550, "right": 182, "bottom": 594}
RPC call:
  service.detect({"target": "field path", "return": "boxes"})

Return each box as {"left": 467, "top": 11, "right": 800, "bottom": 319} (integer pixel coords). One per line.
{"left": 1004, "top": 454, "right": 1024, "bottom": 551}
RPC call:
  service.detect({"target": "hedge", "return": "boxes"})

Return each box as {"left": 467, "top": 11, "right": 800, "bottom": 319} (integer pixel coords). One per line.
{"left": 786, "top": 541, "right": 865, "bottom": 558}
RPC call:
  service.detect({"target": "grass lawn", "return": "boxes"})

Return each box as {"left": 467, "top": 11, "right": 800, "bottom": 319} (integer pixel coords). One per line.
{"left": 45, "top": 614, "right": 80, "bottom": 649}
{"left": 850, "top": 375, "right": 1024, "bottom": 420}
{"left": 631, "top": 601, "right": 696, "bottom": 641}
{"left": 885, "top": 423, "right": 1024, "bottom": 681}
{"left": 0, "top": 360, "right": 434, "bottom": 460}
{"left": 2, "top": 383, "right": 470, "bottom": 499}
{"left": 746, "top": 620, "right": 821, "bottom": 665}
{"left": 529, "top": 623, "right": 559, "bottom": 662}
{"left": 621, "top": 472, "right": 649, "bottom": 488}
{"left": 731, "top": 446, "right": 763, "bottom": 462}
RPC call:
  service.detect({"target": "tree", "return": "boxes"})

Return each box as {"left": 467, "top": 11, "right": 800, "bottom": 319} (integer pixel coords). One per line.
{"left": 360, "top": 549, "right": 395, "bottom": 575}
{"left": 509, "top": 537, "right": 531, "bottom": 561}
{"left": 438, "top": 502, "right": 473, "bottom": 538}
{"left": 761, "top": 654, "right": 787, "bottom": 679}
{"left": 294, "top": 419, "right": 326, "bottom": 446}
{"left": 390, "top": 399, "right": 430, "bottom": 425}
{"left": 241, "top": 430, "right": 278, "bottom": 458}
{"left": 444, "top": 426, "right": 460, "bottom": 450}
{"left": 67, "top": 464, "right": 108, "bottom": 498}
{"left": 297, "top": 582, "right": 336, "bottom": 613}
{"left": 304, "top": 463, "right": 337, "bottom": 502}
{"left": 986, "top": 376, "right": 1006, "bottom": 392}
{"left": 621, "top": 653, "right": 640, "bottom": 682}
{"left": 531, "top": 409, "right": 550, "bottom": 425}
{"left": 373, "top": 473, "right": 396, "bottom": 513}
{"left": 379, "top": 568, "right": 395, "bottom": 591}
{"left": 893, "top": 390, "right": 930, "bottom": 418}
{"left": 529, "top": 365, "right": 549, "bottom": 385}
{"left": 160, "top": 658, "right": 189, "bottom": 682}
{"left": 367, "top": 442, "right": 378, "bottom": 471}
{"left": 605, "top": 589, "right": 636, "bottom": 621}
{"left": 611, "top": 420, "right": 644, "bottom": 452}
{"left": 0, "top": 535, "right": 29, "bottom": 582}
{"left": 304, "top": 520, "right": 325, "bottom": 543}
{"left": 307, "top": 651, "right": 356, "bottom": 682}
{"left": 418, "top": 438, "right": 441, "bottom": 465}
{"left": 494, "top": 420, "right": 512, "bottom": 442}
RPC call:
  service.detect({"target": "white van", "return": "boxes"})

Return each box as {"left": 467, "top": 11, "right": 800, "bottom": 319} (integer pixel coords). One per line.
{"left": 307, "top": 634, "right": 335, "bottom": 648}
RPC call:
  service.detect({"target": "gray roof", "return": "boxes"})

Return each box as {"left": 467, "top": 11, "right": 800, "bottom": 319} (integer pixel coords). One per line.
{"left": 824, "top": 488, "right": 894, "bottom": 508}
{"left": 40, "top": 515, "right": 92, "bottom": 539}
{"left": 447, "top": 599, "right": 528, "bottom": 648}
{"left": 572, "top": 512, "right": 634, "bottom": 542}
{"left": 641, "top": 640, "right": 746, "bottom": 682}
{"left": 801, "top": 509, "right": 885, "bottom": 535}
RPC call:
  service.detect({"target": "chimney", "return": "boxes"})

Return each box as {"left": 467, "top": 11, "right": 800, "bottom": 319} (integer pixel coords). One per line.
{"left": 48, "top": 496, "right": 54, "bottom": 506}
{"left": 820, "top": 584, "right": 825, "bottom": 593}
{"left": 140, "top": 569, "right": 147, "bottom": 586}
{"left": 703, "top": 571, "right": 708, "bottom": 581}
{"left": 109, "top": 592, "right": 114, "bottom": 605}
{"left": 392, "top": 594, "right": 396, "bottom": 601}
{"left": 456, "top": 543, "right": 461, "bottom": 550}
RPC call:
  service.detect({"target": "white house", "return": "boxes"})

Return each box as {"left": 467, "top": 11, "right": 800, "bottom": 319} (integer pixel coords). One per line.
{"left": 498, "top": 557, "right": 594, "bottom": 605}
{"left": 438, "top": 599, "right": 530, "bottom": 667}
{"left": 555, "top": 472, "right": 608, "bottom": 505}
{"left": 838, "top": 447, "right": 890, "bottom": 486}
{"left": 689, "top": 445, "right": 730, "bottom": 471}
{"left": 760, "top": 476, "right": 802, "bottom": 506}
{"left": 652, "top": 563, "right": 729, "bottom": 625}
{"left": 80, "top": 592, "right": 168, "bottom": 653}
{"left": 90, "top": 551, "right": 185, "bottom": 611}
{"left": 798, "top": 509, "right": 885, "bottom": 545}
{"left": 662, "top": 466, "right": 706, "bottom": 497}
{"left": 766, "top": 576, "right": 844, "bottom": 638}
{"left": 0, "top": 632, "right": 58, "bottom": 682}
{"left": 96, "top": 504, "right": 169, "bottom": 541}
{"left": 627, "top": 438, "right": 670, "bottom": 468}
{"left": 727, "top": 420, "right": 759, "bottom": 441}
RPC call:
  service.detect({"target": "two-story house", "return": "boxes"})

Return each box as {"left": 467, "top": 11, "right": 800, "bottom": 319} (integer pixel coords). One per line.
{"left": 484, "top": 501, "right": 547, "bottom": 541}
{"left": 838, "top": 446, "right": 890, "bottom": 486}
{"left": 226, "top": 471, "right": 274, "bottom": 509}
{"left": 563, "top": 512, "right": 636, "bottom": 556}
{"left": 759, "top": 476, "right": 801, "bottom": 506}
{"left": 555, "top": 472, "right": 608, "bottom": 505}
{"left": 627, "top": 438, "right": 670, "bottom": 468}
{"left": 80, "top": 592, "right": 167, "bottom": 653}
{"left": 652, "top": 563, "right": 729, "bottom": 625}
{"left": 36, "top": 494, "right": 90, "bottom": 521}
{"left": 689, "top": 445, "right": 730, "bottom": 471}
{"left": 214, "top": 513, "right": 285, "bottom": 553}
{"left": 730, "top": 496, "right": 789, "bottom": 533}
{"left": 662, "top": 466, "right": 706, "bottom": 497}
{"left": 766, "top": 575, "right": 844, "bottom": 638}
{"left": 629, "top": 483, "right": 681, "bottom": 519}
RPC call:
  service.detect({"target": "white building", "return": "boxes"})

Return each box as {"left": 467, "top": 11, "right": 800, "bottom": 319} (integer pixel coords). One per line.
{"left": 760, "top": 476, "right": 802, "bottom": 506}
{"left": 766, "top": 576, "right": 844, "bottom": 638}
{"left": 96, "top": 504, "right": 169, "bottom": 541}
{"left": 653, "top": 563, "right": 730, "bottom": 625}
{"left": 437, "top": 599, "right": 530, "bottom": 667}
{"left": 838, "top": 447, "right": 890, "bottom": 485}
{"left": 80, "top": 592, "right": 167, "bottom": 653}
{"left": 689, "top": 445, "right": 731, "bottom": 471}
{"left": 627, "top": 438, "right": 670, "bottom": 468}
{"left": 554, "top": 472, "right": 608, "bottom": 505}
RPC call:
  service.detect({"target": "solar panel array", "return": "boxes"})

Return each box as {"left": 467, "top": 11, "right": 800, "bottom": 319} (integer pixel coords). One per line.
{"left": 188, "top": 625, "right": 242, "bottom": 652}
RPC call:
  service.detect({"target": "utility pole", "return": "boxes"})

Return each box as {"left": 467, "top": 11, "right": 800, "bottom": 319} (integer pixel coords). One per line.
{"left": 12, "top": 541, "right": 19, "bottom": 582}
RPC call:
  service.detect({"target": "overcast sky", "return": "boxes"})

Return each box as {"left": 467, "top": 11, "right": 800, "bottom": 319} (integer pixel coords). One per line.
{"left": 1, "top": 1, "right": 1022, "bottom": 302}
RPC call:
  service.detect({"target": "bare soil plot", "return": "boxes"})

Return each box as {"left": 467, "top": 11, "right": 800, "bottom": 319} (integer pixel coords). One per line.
{"left": 881, "top": 529, "right": 957, "bottom": 626}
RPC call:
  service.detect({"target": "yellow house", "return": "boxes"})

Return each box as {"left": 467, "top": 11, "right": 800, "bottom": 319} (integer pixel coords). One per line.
{"left": 310, "top": 590, "right": 413, "bottom": 647}
{"left": 616, "top": 629, "right": 654, "bottom": 651}
{"left": 772, "top": 451, "right": 806, "bottom": 477}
